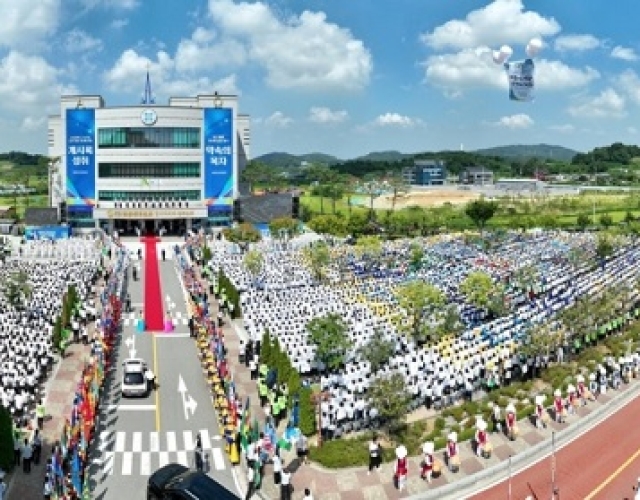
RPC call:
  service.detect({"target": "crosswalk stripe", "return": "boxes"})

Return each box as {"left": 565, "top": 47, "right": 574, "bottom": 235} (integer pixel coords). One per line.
{"left": 212, "top": 448, "right": 225, "bottom": 471}
{"left": 167, "top": 431, "right": 177, "bottom": 452}
{"left": 121, "top": 451, "right": 133, "bottom": 475}
{"left": 140, "top": 451, "right": 151, "bottom": 476}
{"left": 132, "top": 432, "right": 142, "bottom": 453}
{"left": 98, "top": 431, "right": 111, "bottom": 452}
{"left": 158, "top": 451, "right": 170, "bottom": 469}
{"left": 103, "top": 452, "right": 115, "bottom": 476}
{"left": 176, "top": 450, "right": 188, "bottom": 468}
{"left": 200, "top": 429, "right": 212, "bottom": 450}
{"left": 183, "top": 430, "right": 194, "bottom": 451}
{"left": 149, "top": 432, "right": 159, "bottom": 452}
{"left": 115, "top": 431, "right": 126, "bottom": 452}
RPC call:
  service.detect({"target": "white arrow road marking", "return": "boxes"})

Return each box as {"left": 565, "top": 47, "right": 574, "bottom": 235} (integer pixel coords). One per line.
{"left": 124, "top": 336, "right": 135, "bottom": 349}
{"left": 178, "top": 374, "right": 198, "bottom": 420}
{"left": 129, "top": 348, "right": 137, "bottom": 359}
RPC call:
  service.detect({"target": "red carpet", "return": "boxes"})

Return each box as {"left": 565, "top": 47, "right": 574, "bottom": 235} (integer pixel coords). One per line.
{"left": 142, "top": 237, "right": 164, "bottom": 331}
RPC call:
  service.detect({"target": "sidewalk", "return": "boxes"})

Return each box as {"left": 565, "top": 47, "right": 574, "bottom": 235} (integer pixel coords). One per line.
{"left": 6, "top": 343, "right": 92, "bottom": 500}
{"left": 218, "top": 312, "right": 640, "bottom": 500}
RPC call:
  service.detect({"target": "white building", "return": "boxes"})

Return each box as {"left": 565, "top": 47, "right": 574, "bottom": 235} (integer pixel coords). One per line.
{"left": 48, "top": 83, "right": 250, "bottom": 235}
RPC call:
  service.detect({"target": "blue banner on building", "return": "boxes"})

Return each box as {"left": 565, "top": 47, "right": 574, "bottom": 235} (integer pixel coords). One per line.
{"left": 66, "top": 108, "right": 96, "bottom": 207}
{"left": 25, "top": 226, "right": 71, "bottom": 240}
{"left": 203, "top": 108, "right": 234, "bottom": 208}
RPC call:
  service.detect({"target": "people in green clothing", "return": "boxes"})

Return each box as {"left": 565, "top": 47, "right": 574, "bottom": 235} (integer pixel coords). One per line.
{"left": 258, "top": 379, "right": 268, "bottom": 407}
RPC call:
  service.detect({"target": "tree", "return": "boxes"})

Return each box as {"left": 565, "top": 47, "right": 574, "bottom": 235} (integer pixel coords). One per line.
{"left": 465, "top": 199, "right": 498, "bottom": 233}
{"left": 521, "top": 322, "right": 565, "bottom": 359}
{"left": 355, "top": 235, "right": 383, "bottom": 259}
{"left": 306, "top": 313, "right": 352, "bottom": 371}
{"left": 223, "top": 223, "right": 261, "bottom": 244}
{"left": 241, "top": 161, "right": 278, "bottom": 193}
{"left": 356, "top": 178, "right": 387, "bottom": 220}
{"left": 325, "top": 178, "right": 347, "bottom": 214}
{"left": 437, "top": 304, "right": 465, "bottom": 338}
{"left": 357, "top": 329, "right": 396, "bottom": 373}
{"left": 269, "top": 216, "right": 298, "bottom": 237}
{"left": 409, "top": 242, "right": 424, "bottom": 269}
{"left": 243, "top": 249, "right": 264, "bottom": 283}
{"left": 307, "top": 214, "right": 347, "bottom": 236}
{"left": 624, "top": 211, "right": 636, "bottom": 225}
{"left": 576, "top": 213, "right": 591, "bottom": 231}
{"left": 303, "top": 241, "right": 331, "bottom": 282}
{"left": 394, "top": 281, "right": 445, "bottom": 344}
{"left": 459, "top": 271, "right": 494, "bottom": 310}
{"left": 367, "top": 372, "right": 412, "bottom": 434}
{"left": 3, "top": 270, "right": 31, "bottom": 308}
{"left": 599, "top": 213, "right": 613, "bottom": 229}
{"left": 306, "top": 165, "right": 333, "bottom": 214}
{"left": 386, "top": 173, "right": 410, "bottom": 211}
{"left": 595, "top": 233, "right": 614, "bottom": 262}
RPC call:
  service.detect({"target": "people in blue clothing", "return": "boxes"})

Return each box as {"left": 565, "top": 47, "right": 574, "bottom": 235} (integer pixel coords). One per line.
{"left": 136, "top": 310, "right": 145, "bottom": 333}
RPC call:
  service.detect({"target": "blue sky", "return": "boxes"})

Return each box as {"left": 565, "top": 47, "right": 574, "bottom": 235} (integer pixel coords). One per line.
{"left": 1, "top": 0, "right": 640, "bottom": 159}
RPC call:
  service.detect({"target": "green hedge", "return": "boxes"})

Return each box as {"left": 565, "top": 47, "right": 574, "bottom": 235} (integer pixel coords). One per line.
{"left": 0, "top": 407, "right": 13, "bottom": 471}
{"left": 217, "top": 269, "right": 242, "bottom": 318}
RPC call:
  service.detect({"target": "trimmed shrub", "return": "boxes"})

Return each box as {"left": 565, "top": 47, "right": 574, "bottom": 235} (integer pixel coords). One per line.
{"left": 310, "top": 435, "right": 394, "bottom": 468}
{"left": 299, "top": 386, "right": 316, "bottom": 436}
{"left": 0, "top": 406, "right": 14, "bottom": 471}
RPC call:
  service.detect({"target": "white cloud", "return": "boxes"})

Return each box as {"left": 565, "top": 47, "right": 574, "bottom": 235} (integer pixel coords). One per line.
{"left": 493, "top": 113, "right": 533, "bottom": 129}
{"left": 373, "top": 113, "right": 422, "bottom": 128}
{"left": 208, "top": 0, "right": 372, "bottom": 91}
{"left": 567, "top": 88, "right": 626, "bottom": 118}
{"left": 174, "top": 29, "right": 247, "bottom": 73}
{"left": 554, "top": 34, "right": 600, "bottom": 52}
{"left": 308, "top": 107, "right": 348, "bottom": 124}
{"left": 549, "top": 124, "right": 575, "bottom": 133}
{"left": 420, "top": 0, "right": 560, "bottom": 51}
{"left": 103, "top": 49, "right": 239, "bottom": 98}
{"left": 65, "top": 29, "right": 104, "bottom": 53}
{"left": 265, "top": 111, "right": 293, "bottom": 128}
{"left": 628, "top": 126, "right": 638, "bottom": 134}
{"left": 111, "top": 19, "right": 129, "bottom": 29}
{"left": 0, "top": 0, "right": 61, "bottom": 51}
{"left": 611, "top": 46, "right": 638, "bottom": 62}
{"left": 21, "top": 116, "right": 46, "bottom": 132}
{"left": 424, "top": 48, "right": 599, "bottom": 93}
{"left": 615, "top": 70, "right": 640, "bottom": 105}
{"left": 79, "top": 0, "right": 139, "bottom": 10}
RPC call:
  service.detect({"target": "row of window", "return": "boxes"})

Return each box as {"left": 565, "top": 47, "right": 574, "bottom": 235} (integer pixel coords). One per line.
{"left": 98, "top": 163, "right": 201, "bottom": 178}
{"left": 97, "top": 128, "right": 201, "bottom": 149}
{"left": 98, "top": 190, "right": 201, "bottom": 201}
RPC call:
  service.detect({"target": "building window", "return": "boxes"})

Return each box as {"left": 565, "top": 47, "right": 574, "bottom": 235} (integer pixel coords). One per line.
{"left": 98, "top": 163, "right": 201, "bottom": 178}
{"left": 98, "top": 190, "right": 200, "bottom": 201}
{"left": 97, "top": 127, "right": 201, "bottom": 148}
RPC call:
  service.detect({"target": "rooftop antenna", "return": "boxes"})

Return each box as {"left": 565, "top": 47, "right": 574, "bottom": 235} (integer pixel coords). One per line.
{"left": 141, "top": 63, "right": 155, "bottom": 105}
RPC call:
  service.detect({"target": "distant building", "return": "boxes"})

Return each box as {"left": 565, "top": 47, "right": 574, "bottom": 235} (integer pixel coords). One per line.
{"left": 402, "top": 159, "right": 446, "bottom": 186}
{"left": 495, "top": 178, "right": 545, "bottom": 191}
{"left": 459, "top": 166, "right": 494, "bottom": 185}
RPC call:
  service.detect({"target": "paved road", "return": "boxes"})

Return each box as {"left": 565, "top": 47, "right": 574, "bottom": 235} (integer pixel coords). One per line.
{"left": 88, "top": 246, "right": 238, "bottom": 499}
{"left": 471, "top": 393, "right": 640, "bottom": 500}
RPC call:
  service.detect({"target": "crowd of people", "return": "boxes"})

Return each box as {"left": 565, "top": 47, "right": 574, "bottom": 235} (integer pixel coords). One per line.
{"left": 206, "top": 231, "right": 640, "bottom": 440}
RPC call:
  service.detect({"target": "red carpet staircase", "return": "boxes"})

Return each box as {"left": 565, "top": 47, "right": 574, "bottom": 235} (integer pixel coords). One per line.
{"left": 142, "top": 237, "right": 164, "bottom": 331}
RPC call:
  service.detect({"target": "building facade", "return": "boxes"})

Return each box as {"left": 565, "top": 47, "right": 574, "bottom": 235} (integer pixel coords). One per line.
{"left": 459, "top": 166, "right": 494, "bottom": 185}
{"left": 402, "top": 160, "right": 446, "bottom": 186}
{"left": 48, "top": 89, "right": 250, "bottom": 235}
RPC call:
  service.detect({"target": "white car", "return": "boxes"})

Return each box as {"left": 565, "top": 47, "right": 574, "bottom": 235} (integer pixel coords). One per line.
{"left": 122, "top": 358, "right": 149, "bottom": 397}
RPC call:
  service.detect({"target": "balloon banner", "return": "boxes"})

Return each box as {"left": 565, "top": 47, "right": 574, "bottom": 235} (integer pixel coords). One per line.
{"left": 505, "top": 59, "right": 535, "bottom": 102}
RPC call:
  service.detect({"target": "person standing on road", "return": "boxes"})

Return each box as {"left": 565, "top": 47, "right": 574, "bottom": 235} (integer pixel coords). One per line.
{"left": 32, "top": 429, "right": 42, "bottom": 465}
{"left": 367, "top": 435, "right": 381, "bottom": 474}
{"left": 21, "top": 438, "right": 33, "bottom": 473}
{"left": 36, "top": 399, "right": 46, "bottom": 430}
{"left": 245, "top": 466, "right": 256, "bottom": 500}
{"left": 194, "top": 433, "right": 204, "bottom": 472}
{"left": 280, "top": 468, "right": 292, "bottom": 500}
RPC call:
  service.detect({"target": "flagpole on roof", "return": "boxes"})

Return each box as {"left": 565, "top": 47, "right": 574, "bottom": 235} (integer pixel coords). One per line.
{"left": 142, "top": 64, "right": 155, "bottom": 105}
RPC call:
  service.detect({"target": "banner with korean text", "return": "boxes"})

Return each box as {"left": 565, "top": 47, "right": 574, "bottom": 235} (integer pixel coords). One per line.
{"left": 203, "top": 108, "right": 234, "bottom": 211}
{"left": 506, "top": 59, "right": 535, "bottom": 102}
{"left": 66, "top": 108, "right": 96, "bottom": 206}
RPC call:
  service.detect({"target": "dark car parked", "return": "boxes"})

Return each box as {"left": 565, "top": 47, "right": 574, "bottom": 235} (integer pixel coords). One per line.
{"left": 147, "top": 463, "right": 241, "bottom": 500}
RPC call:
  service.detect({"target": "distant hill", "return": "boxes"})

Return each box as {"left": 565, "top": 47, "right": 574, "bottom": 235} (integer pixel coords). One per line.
{"left": 355, "top": 150, "right": 410, "bottom": 162}
{"left": 474, "top": 144, "right": 579, "bottom": 161}
{"left": 255, "top": 152, "right": 340, "bottom": 169}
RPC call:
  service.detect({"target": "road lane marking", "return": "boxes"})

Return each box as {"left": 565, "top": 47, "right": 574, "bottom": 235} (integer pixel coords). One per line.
{"left": 584, "top": 446, "right": 640, "bottom": 499}
{"left": 107, "top": 404, "right": 156, "bottom": 411}
{"left": 154, "top": 332, "right": 191, "bottom": 338}
{"left": 158, "top": 451, "right": 170, "bottom": 468}
{"left": 212, "top": 448, "right": 225, "bottom": 471}
{"left": 132, "top": 432, "right": 142, "bottom": 453}
{"left": 166, "top": 431, "right": 177, "bottom": 452}
{"left": 200, "top": 429, "right": 212, "bottom": 450}
{"left": 121, "top": 451, "right": 133, "bottom": 475}
{"left": 115, "top": 431, "right": 126, "bottom": 453}
{"left": 153, "top": 332, "right": 160, "bottom": 432}
{"left": 140, "top": 451, "right": 151, "bottom": 476}
{"left": 183, "top": 430, "right": 194, "bottom": 450}
{"left": 149, "top": 432, "right": 159, "bottom": 452}
{"left": 176, "top": 450, "right": 188, "bottom": 467}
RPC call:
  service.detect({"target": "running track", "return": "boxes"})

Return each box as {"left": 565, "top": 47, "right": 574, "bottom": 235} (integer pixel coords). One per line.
{"left": 471, "top": 394, "right": 640, "bottom": 500}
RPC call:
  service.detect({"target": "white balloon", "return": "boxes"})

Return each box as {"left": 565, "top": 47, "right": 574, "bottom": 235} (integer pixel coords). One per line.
{"left": 492, "top": 50, "right": 504, "bottom": 64}
{"left": 500, "top": 45, "right": 513, "bottom": 59}
{"left": 526, "top": 38, "right": 543, "bottom": 57}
